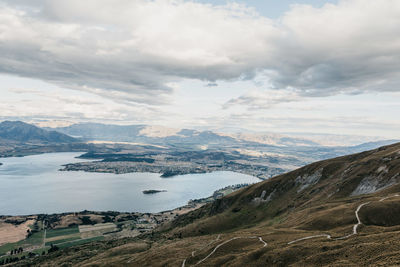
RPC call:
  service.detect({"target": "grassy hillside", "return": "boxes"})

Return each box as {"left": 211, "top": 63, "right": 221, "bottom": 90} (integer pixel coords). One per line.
{"left": 165, "top": 142, "right": 400, "bottom": 235}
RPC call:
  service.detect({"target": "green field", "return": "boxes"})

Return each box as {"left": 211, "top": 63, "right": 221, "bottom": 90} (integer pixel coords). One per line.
{"left": 0, "top": 226, "right": 79, "bottom": 256}
{"left": 46, "top": 226, "right": 79, "bottom": 238}
{"left": 44, "top": 225, "right": 107, "bottom": 249}
{"left": 57, "top": 236, "right": 105, "bottom": 249}
{"left": 0, "top": 230, "right": 44, "bottom": 256}
{"left": 45, "top": 236, "right": 81, "bottom": 246}
{"left": 1, "top": 224, "right": 108, "bottom": 260}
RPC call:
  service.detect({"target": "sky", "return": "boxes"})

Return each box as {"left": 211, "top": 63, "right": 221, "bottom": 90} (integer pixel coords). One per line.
{"left": 0, "top": 0, "right": 399, "bottom": 138}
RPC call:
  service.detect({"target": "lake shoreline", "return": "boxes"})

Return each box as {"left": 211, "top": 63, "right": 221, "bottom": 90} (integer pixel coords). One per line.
{"left": 0, "top": 152, "right": 261, "bottom": 216}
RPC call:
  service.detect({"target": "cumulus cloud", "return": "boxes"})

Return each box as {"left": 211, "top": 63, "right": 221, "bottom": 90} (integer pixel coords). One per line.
{"left": 0, "top": 0, "right": 399, "bottom": 106}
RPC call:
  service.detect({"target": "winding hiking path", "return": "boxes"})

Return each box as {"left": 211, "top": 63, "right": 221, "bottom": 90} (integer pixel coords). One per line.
{"left": 288, "top": 194, "right": 399, "bottom": 244}
{"left": 195, "top": 236, "right": 267, "bottom": 266}
{"left": 180, "top": 194, "right": 400, "bottom": 266}
{"left": 182, "top": 235, "right": 222, "bottom": 267}
{"left": 379, "top": 194, "right": 399, "bottom": 202}
{"left": 182, "top": 235, "right": 267, "bottom": 267}
{"left": 191, "top": 234, "right": 220, "bottom": 257}
{"left": 288, "top": 234, "right": 331, "bottom": 245}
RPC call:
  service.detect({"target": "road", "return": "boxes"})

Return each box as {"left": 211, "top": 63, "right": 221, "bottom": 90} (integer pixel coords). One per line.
{"left": 42, "top": 220, "right": 46, "bottom": 248}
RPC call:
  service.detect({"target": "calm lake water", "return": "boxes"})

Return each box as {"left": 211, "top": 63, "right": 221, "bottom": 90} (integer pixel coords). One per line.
{"left": 0, "top": 152, "right": 260, "bottom": 215}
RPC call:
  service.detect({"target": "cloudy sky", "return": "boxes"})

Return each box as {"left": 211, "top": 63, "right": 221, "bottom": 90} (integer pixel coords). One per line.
{"left": 0, "top": 0, "right": 399, "bottom": 138}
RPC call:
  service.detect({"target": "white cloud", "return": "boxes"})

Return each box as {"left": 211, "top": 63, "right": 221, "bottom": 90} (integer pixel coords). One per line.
{"left": 272, "top": 0, "right": 400, "bottom": 95}
{"left": 1, "top": 79, "right": 163, "bottom": 124}
{"left": 0, "top": 0, "right": 279, "bottom": 104}
{"left": 0, "top": 0, "right": 399, "bottom": 139}
{"left": 0, "top": 0, "right": 398, "bottom": 105}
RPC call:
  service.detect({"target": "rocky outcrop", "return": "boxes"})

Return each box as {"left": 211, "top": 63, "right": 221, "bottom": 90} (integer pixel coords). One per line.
{"left": 295, "top": 168, "right": 323, "bottom": 192}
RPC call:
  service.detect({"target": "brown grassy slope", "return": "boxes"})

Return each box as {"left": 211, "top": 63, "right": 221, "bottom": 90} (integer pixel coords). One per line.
{"left": 164, "top": 142, "right": 400, "bottom": 236}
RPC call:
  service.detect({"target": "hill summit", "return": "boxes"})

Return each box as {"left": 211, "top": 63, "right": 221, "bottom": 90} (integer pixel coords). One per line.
{"left": 0, "top": 121, "right": 77, "bottom": 143}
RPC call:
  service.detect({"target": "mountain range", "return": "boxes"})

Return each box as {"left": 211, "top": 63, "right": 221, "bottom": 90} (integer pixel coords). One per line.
{"left": 50, "top": 123, "right": 237, "bottom": 147}
{"left": 48, "top": 122, "right": 398, "bottom": 149}
{"left": 1, "top": 121, "right": 398, "bottom": 171}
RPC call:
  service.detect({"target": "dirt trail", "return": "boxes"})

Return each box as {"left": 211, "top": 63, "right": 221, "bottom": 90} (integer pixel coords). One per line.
{"left": 182, "top": 235, "right": 266, "bottom": 267}
{"left": 288, "top": 234, "right": 331, "bottom": 245}
{"left": 181, "top": 194, "right": 400, "bottom": 266}
{"left": 195, "top": 236, "right": 267, "bottom": 266}
{"left": 379, "top": 194, "right": 399, "bottom": 202}
{"left": 191, "top": 234, "right": 220, "bottom": 257}
{"left": 288, "top": 194, "right": 399, "bottom": 244}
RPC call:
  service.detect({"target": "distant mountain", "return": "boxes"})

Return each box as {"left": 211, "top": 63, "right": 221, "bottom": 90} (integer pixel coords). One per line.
{"left": 51, "top": 123, "right": 323, "bottom": 147}
{"left": 0, "top": 121, "right": 77, "bottom": 143}
{"left": 349, "top": 139, "right": 400, "bottom": 152}
{"left": 51, "top": 123, "right": 399, "bottom": 154}
{"left": 51, "top": 123, "right": 238, "bottom": 146}
{"left": 221, "top": 132, "right": 321, "bottom": 147}
{"left": 283, "top": 132, "right": 388, "bottom": 146}
{"left": 49, "top": 123, "right": 145, "bottom": 141}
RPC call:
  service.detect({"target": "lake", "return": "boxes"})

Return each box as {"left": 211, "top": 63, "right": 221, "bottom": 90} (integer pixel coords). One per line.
{"left": 0, "top": 152, "right": 261, "bottom": 215}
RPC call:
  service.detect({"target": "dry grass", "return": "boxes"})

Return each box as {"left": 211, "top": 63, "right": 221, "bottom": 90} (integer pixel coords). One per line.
{"left": 0, "top": 219, "right": 35, "bottom": 246}
{"left": 53, "top": 214, "right": 82, "bottom": 229}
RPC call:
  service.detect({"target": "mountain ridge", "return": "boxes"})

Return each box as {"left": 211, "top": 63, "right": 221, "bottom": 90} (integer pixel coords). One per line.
{"left": 49, "top": 122, "right": 398, "bottom": 148}
{"left": 0, "top": 121, "right": 77, "bottom": 144}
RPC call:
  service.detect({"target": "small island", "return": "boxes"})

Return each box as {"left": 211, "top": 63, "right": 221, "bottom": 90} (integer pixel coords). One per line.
{"left": 142, "top": 190, "right": 167, "bottom": 194}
